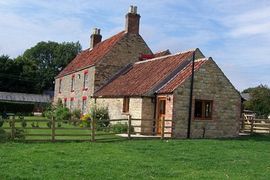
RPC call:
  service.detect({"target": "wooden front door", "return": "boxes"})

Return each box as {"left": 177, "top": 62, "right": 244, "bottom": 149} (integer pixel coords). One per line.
{"left": 156, "top": 98, "right": 166, "bottom": 134}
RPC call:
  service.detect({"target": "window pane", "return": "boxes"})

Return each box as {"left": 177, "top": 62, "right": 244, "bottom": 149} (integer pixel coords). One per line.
{"left": 159, "top": 100, "right": 166, "bottom": 114}
{"left": 82, "top": 100, "right": 86, "bottom": 114}
{"left": 70, "top": 101, "right": 73, "bottom": 110}
{"left": 59, "top": 79, "right": 62, "bottom": 93}
{"left": 83, "top": 73, "right": 88, "bottom": 89}
{"left": 71, "top": 76, "right": 75, "bottom": 91}
{"left": 195, "top": 100, "right": 202, "bottom": 118}
{"left": 123, "top": 97, "right": 129, "bottom": 113}
{"left": 205, "top": 101, "right": 212, "bottom": 118}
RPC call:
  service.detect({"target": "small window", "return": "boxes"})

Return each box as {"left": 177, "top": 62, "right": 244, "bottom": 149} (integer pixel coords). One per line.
{"left": 70, "top": 98, "right": 74, "bottom": 110}
{"left": 71, "top": 75, "right": 75, "bottom": 92}
{"left": 194, "top": 100, "right": 213, "bottom": 119}
{"left": 83, "top": 71, "right": 88, "bottom": 90}
{"left": 82, "top": 96, "right": 87, "bottom": 114}
{"left": 58, "top": 79, "right": 62, "bottom": 93}
{"left": 122, "top": 97, "right": 130, "bottom": 113}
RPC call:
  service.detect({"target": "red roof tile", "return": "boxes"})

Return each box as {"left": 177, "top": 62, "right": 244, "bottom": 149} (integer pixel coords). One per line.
{"left": 94, "top": 50, "right": 194, "bottom": 97}
{"left": 157, "top": 58, "right": 208, "bottom": 93}
{"left": 56, "top": 31, "right": 126, "bottom": 78}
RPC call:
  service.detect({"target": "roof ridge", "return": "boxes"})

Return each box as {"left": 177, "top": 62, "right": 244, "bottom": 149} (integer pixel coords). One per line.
{"left": 195, "top": 57, "right": 209, "bottom": 62}
{"left": 135, "top": 48, "right": 197, "bottom": 65}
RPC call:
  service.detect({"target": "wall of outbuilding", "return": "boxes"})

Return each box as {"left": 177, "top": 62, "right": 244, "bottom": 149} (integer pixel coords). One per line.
{"left": 172, "top": 60, "right": 241, "bottom": 138}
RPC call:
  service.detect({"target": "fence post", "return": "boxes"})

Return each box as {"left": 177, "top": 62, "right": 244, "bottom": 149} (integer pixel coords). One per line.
{"left": 127, "top": 114, "right": 131, "bottom": 140}
{"left": 52, "top": 117, "right": 55, "bottom": 142}
{"left": 241, "top": 115, "right": 245, "bottom": 132}
{"left": 11, "top": 118, "right": 15, "bottom": 141}
{"left": 91, "top": 116, "right": 95, "bottom": 142}
{"left": 250, "top": 118, "right": 254, "bottom": 134}
{"left": 161, "top": 117, "right": 165, "bottom": 140}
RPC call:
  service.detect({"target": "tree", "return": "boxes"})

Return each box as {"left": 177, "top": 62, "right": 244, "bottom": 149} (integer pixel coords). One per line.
{"left": 0, "top": 55, "right": 40, "bottom": 93}
{"left": 0, "top": 41, "right": 81, "bottom": 93}
{"left": 21, "top": 41, "right": 81, "bottom": 92}
{"left": 243, "top": 85, "right": 270, "bottom": 118}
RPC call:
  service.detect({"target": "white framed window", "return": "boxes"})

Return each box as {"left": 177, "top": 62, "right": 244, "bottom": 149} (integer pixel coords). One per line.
{"left": 82, "top": 96, "right": 87, "bottom": 114}
{"left": 122, "top": 97, "right": 130, "bottom": 113}
{"left": 58, "top": 79, "right": 62, "bottom": 93}
{"left": 71, "top": 74, "right": 75, "bottom": 92}
{"left": 83, "top": 70, "right": 89, "bottom": 90}
{"left": 70, "top": 98, "right": 74, "bottom": 110}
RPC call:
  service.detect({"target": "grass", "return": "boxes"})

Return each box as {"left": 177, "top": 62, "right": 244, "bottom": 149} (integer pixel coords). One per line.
{"left": 1, "top": 116, "right": 122, "bottom": 141}
{"left": 0, "top": 135, "right": 270, "bottom": 179}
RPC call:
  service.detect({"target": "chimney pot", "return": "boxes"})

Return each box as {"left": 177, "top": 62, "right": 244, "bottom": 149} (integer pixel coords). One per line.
{"left": 125, "top": 5, "right": 140, "bottom": 34}
{"left": 129, "top": 5, "right": 137, "bottom": 14}
{"left": 90, "top": 28, "right": 102, "bottom": 49}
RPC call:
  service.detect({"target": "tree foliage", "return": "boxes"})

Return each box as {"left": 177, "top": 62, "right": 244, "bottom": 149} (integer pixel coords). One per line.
{"left": 243, "top": 85, "right": 270, "bottom": 118}
{"left": 0, "top": 41, "right": 81, "bottom": 93}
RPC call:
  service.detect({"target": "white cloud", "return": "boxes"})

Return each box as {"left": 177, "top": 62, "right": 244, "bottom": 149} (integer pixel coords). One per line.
{"left": 0, "top": 0, "right": 269, "bottom": 91}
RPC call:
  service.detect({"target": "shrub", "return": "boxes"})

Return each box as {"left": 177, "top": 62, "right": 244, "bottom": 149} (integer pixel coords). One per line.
{"left": 71, "top": 109, "right": 81, "bottom": 126}
{"left": 71, "top": 109, "right": 81, "bottom": 120}
{"left": 80, "top": 114, "right": 91, "bottom": 127}
{"left": 13, "top": 128, "right": 25, "bottom": 140}
{"left": 43, "top": 103, "right": 71, "bottom": 122}
{"left": 110, "top": 122, "right": 132, "bottom": 134}
{"left": 21, "top": 119, "right": 27, "bottom": 128}
{"left": 0, "top": 128, "right": 7, "bottom": 142}
{"left": 47, "top": 120, "right": 52, "bottom": 128}
{"left": 89, "top": 105, "right": 110, "bottom": 130}
{"left": 0, "top": 116, "right": 4, "bottom": 127}
{"left": 55, "top": 107, "right": 71, "bottom": 121}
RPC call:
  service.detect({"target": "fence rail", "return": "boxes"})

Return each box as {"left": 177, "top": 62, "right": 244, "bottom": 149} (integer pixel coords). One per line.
{"left": 0, "top": 116, "right": 173, "bottom": 142}
{"left": 241, "top": 117, "right": 270, "bottom": 134}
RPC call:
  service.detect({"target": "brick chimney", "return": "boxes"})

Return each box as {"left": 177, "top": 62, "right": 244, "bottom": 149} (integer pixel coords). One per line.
{"left": 90, "top": 28, "right": 102, "bottom": 49}
{"left": 125, "top": 6, "right": 140, "bottom": 34}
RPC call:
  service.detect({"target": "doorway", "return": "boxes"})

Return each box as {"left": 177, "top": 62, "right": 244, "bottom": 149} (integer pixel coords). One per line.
{"left": 156, "top": 97, "right": 166, "bottom": 134}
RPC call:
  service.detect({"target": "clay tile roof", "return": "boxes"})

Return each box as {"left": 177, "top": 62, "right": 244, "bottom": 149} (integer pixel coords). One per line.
{"left": 157, "top": 58, "right": 208, "bottom": 94}
{"left": 94, "top": 50, "right": 195, "bottom": 97}
{"left": 154, "top": 49, "right": 171, "bottom": 58}
{"left": 56, "top": 31, "right": 126, "bottom": 78}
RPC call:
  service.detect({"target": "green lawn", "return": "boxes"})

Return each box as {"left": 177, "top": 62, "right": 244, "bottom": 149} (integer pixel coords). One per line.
{"left": 0, "top": 135, "right": 270, "bottom": 179}
{"left": 1, "top": 116, "right": 122, "bottom": 141}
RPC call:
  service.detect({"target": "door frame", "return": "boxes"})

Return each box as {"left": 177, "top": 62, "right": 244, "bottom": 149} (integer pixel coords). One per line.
{"left": 156, "top": 97, "right": 166, "bottom": 134}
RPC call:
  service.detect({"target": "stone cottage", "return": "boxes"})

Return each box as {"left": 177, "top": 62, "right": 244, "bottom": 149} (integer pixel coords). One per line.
{"left": 54, "top": 6, "right": 152, "bottom": 114}
{"left": 54, "top": 6, "right": 241, "bottom": 138}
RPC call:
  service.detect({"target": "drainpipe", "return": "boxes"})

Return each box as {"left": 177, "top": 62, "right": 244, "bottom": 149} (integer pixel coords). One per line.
{"left": 153, "top": 94, "right": 157, "bottom": 135}
{"left": 187, "top": 51, "right": 196, "bottom": 139}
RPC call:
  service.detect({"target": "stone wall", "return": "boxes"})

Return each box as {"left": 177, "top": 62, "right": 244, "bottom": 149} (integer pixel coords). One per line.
{"left": 141, "top": 97, "right": 155, "bottom": 134}
{"left": 54, "top": 33, "right": 152, "bottom": 113}
{"left": 96, "top": 97, "right": 155, "bottom": 134}
{"left": 94, "top": 33, "right": 152, "bottom": 90}
{"left": 172, "top": 59, "right": 241, "bottom": 138}
{"left": 54, "top": 66, "right": 95, "bottom": 113}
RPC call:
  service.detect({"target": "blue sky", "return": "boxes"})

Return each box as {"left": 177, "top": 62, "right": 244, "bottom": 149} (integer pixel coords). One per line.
{"left": 0, "top": 0, "right": 269, "bottom": 91}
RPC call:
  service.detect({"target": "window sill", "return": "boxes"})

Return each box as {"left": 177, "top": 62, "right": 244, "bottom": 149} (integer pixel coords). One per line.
{"left": 122, "top": 112, "right": 130, "bottom": 115}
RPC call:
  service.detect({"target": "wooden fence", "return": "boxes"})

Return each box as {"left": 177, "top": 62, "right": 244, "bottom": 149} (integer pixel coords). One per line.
{"left": 0, "top": 116, "right": 173, "bottom": 142}
{"left": 241, "top": 117, "right": 270, "bottom": 134}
